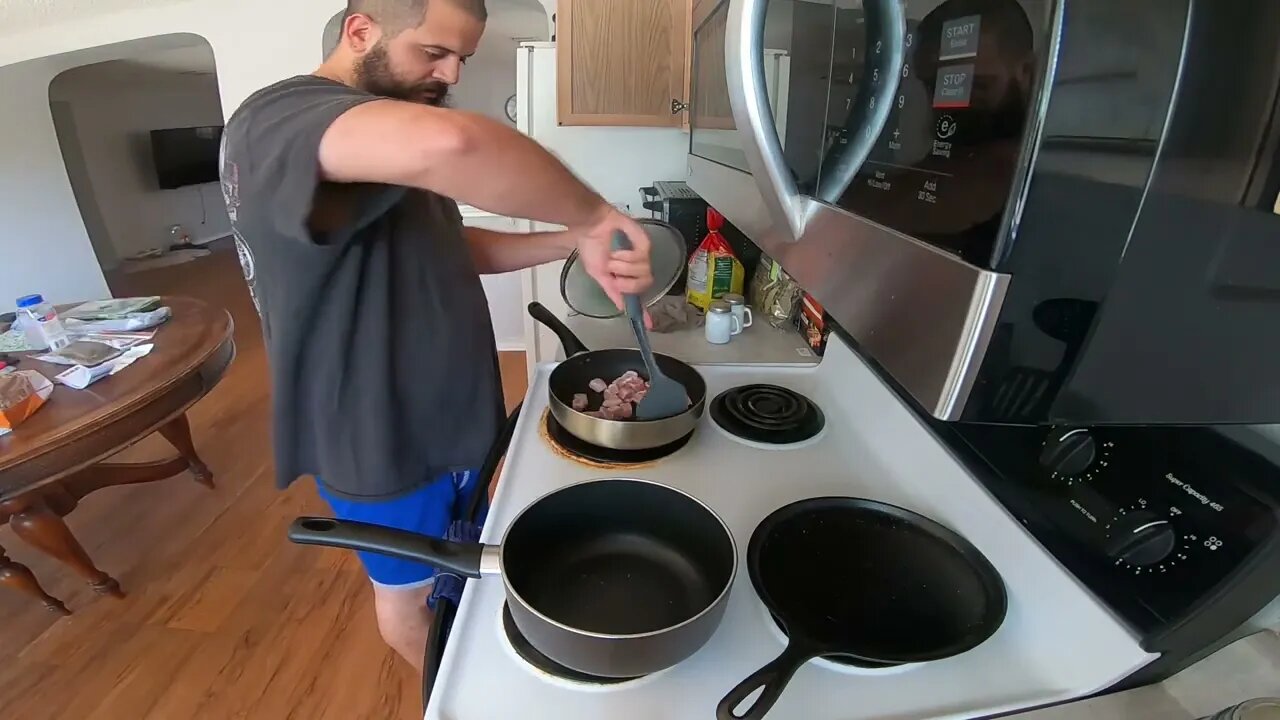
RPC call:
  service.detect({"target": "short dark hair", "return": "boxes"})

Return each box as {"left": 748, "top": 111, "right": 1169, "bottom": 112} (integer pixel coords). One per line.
{"left": 345, "top": 0, "right": 488, "bottom": 33}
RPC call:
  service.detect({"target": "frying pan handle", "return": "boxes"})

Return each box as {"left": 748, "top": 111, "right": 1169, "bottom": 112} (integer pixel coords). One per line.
{"left": 288, "top": 518, "right": 494, "bottom": 579}
{"left": 527, "top": 301, "right": 590, "bottom": 357}
{"left": 716, "top": 643, "right": 814, "bottom": 720}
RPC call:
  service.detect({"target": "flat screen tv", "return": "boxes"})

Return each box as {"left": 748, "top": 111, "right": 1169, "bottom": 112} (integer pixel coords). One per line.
{"left": 151, "top": 126, "right": 223, "bottom": 189}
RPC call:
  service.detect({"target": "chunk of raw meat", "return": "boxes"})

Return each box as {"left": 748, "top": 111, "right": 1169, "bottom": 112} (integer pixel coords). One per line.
{"left": 582, "top": 370, "right": 688, "bottom": 421}
{"left": 572, "top": 393, "right": 589, "bottom": 411}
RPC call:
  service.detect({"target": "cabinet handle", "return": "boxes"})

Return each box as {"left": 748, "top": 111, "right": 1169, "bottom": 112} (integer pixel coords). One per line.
{"left": 671, "top": 99, "right": 690, "bottom": 114}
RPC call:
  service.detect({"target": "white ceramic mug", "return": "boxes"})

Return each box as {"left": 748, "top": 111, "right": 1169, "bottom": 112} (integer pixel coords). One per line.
{"left": 721, "top": 293, "right": 753, "bottom": 335}
{"left": 706, "top": 301, "right": 742, "bottom": 345}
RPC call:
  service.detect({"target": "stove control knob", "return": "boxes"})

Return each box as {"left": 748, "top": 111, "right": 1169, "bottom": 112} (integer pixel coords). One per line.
{"left": 1039, "top": 428, "right": 1097, "bottom": 478}
{"left": 1105, "top": 511, "right": 1176, "bottom": 566}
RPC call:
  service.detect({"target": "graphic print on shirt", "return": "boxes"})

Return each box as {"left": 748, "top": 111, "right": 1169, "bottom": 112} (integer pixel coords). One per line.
{"left": 219, "top": 134, "right": 260, "bottom": 314}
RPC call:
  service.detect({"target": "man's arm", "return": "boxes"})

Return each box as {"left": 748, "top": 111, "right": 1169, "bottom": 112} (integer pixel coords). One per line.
{"left": 465, "top": 227, "right": 576, "bottom": 275}
{"left": 319, "top": 100, "right": 604, "bottom": 228}
{"left": 317, "top": 99, "right": 652, "bottom": 305}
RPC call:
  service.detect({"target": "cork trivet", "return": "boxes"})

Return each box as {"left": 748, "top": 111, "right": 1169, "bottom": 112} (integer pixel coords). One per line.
{"left": 537, "top": 409, "right": 661, "bottom": 471}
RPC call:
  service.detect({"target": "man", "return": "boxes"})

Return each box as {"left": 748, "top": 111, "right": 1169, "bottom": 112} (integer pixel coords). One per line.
{"left": 219, "top": 0, "right": 653, "bottom": 671}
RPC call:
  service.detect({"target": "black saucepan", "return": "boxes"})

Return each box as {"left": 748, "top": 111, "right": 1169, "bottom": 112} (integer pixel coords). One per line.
{"left": 290, "top": 478, "right": 736, "bottom": 678}
{"left": 528, "top": 302, "right": 707, "bottom": 450}
{"left": 717, "top": 498, "right": 1008, "bottom": 720}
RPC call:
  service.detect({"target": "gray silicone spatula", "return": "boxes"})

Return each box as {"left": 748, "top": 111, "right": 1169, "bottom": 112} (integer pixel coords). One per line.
{"left": 611, "top": 231, "right": 688, "bottom": 420}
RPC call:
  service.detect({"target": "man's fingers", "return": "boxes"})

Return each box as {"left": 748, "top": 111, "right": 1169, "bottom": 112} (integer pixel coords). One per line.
{"left": 609, "top": 249, "right": 647, "bottom": 264}
{"left": 622, "top": 221, "right": 651, "bottom": 254}
{"left": 607, "top": 258, "right": 650, "bottom": 278}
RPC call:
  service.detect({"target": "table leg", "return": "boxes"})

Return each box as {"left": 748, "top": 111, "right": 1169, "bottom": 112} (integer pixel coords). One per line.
{"left": 0, "top": 544, "right": 69, "bottom": 615}
{"left": 158, "top": 413, "right": 214, "bottom": 488}
{"left": 4, "top": 499, "right": 123, "bottom": 598}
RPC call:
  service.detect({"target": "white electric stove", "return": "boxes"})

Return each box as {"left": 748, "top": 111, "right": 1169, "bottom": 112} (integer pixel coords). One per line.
{"left": 425, "top": 335, "right": 1156, "bottom": 720}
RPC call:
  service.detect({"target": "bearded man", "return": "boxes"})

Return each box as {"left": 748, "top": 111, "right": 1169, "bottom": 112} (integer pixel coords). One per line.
{"left": 220, "top": 0, "right": 652, "bottom": 670}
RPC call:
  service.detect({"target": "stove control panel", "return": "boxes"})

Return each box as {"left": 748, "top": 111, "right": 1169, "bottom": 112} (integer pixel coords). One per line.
{"left": 948, "top": 424, "right": 1280, "bottom": 637}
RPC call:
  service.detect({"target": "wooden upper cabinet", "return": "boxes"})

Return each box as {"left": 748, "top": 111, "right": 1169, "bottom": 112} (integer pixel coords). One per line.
{"left": 557, "top": 0, "right": 692, "bottom": 127}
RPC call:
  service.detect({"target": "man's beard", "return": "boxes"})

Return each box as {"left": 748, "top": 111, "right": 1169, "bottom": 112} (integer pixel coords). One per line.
{"left": 355, "top": 43, "right": 450, "bottom": 106}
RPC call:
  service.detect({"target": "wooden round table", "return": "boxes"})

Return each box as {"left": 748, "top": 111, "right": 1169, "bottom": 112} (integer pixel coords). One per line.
{"left": 0, "top": 296, "right": 234, "bottom": 614}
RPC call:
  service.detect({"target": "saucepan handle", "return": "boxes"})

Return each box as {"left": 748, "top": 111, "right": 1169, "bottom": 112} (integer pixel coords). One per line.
{"left": 716, "top": 642, "right": 815, "bottom": 720}
{"left": 288, "top": 518, "right": 497, "bottom": 579}
{"left": 528, "top": 301, "right": 591, "bottom": 357}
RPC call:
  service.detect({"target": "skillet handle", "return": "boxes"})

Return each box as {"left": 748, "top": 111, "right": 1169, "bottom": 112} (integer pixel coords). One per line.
{"left": 716, "top": 643, "right": 814, "bottom": 720}
{"left": 288, "top": 518, "right": 491, "bottom": 579}
{"left": 527, "top": 301, "right": 590, "bottom": 357}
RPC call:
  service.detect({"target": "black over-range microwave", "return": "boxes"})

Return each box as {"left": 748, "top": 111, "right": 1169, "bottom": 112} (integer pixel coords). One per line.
{"left": 688, "top": 0, "right": 1280, "bottom": 427}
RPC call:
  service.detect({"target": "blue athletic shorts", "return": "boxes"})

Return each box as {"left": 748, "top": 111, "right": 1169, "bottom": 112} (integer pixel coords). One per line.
{"left": 316, "top": 470, "right": 484, "bottom": 589}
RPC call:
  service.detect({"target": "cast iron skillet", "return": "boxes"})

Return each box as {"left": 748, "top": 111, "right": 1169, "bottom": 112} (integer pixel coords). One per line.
{"left": 290, "top": 477, "right": 737, "bottom": 679}
{"left": 529, "top": 302, "right": 707, "bottom": 450}
{"left": 717, "top": 497, "right": 1008, "bottom": 720}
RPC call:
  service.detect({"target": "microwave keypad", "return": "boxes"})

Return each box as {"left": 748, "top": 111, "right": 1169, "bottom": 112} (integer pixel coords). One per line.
{"left": 820, "top": 0, "right": 1047, "bottom": 268}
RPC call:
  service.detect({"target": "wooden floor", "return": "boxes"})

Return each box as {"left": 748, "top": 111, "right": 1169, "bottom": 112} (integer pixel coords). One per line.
{"left": 0, "top": 243, "right": 527, "bottom": 720}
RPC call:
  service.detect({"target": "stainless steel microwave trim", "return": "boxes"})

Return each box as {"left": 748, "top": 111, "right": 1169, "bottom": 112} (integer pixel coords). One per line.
{"left": 725, "top": 0, "right": 905, "bottom": 242}
{"left": 770, "top": 199, "right": 1010, "bottom": 420}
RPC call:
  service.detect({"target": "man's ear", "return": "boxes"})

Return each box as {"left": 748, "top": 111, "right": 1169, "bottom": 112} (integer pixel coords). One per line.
{"left": 344, "top": 13, "right": 383, "bottom": 54}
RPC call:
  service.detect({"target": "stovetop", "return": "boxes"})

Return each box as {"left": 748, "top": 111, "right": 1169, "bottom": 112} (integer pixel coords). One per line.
{"left": 709, "top": 384, "right": 827, "bottom": 446}
{"left": 425, "top": 336, "right": 1155, "bottom": 720}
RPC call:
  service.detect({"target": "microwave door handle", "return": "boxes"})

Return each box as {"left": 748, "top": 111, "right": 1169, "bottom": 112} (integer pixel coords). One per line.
{"left": 727, "top": 0, "right": 805, "bottom": 241}
{"left": 727, "top": 0, "right": 905, "bottom": 239}
{"left": 815, "top": 0, "right": 906, "bottom": 204}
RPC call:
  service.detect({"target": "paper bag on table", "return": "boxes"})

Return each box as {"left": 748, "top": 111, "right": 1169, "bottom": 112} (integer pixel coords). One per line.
{"left": 53, "top": 343, "right": 155, "bottom": 390}
{"left": 0, "top": 370, "right": 54, "bottom": 436}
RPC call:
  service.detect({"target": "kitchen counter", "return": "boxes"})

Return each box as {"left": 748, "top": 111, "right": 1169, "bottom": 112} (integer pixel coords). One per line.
{"left": 1007, "top": 631, "right": 1280, "bottom": 719}
{"left": 563, "top": 314, "right": 819, "bottom": 365}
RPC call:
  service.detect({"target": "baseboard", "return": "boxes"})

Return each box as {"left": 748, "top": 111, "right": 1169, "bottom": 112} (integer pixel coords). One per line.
{"left": 496, "top": 340, "right": 527, "bottom": 352}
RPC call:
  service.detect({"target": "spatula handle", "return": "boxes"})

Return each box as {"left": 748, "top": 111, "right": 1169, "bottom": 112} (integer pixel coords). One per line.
{"left": 611, "top": 231, "right": 661, "bottom": 378}
{"left": 611, "top": 231, "right": 646, "bottom": 321}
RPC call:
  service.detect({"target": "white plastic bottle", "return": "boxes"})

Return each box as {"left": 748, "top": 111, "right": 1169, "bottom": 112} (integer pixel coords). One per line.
{"left": 16, "top": 294, "right": 71, "bottom": 351}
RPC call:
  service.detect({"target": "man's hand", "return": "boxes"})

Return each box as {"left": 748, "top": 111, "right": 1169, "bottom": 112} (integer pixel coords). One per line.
{"left": 575, "top": 207, "right": 654, "bottom": 311}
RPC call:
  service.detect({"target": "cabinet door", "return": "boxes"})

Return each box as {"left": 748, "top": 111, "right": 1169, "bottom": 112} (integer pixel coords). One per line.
{"left": 557, "top": 0, "right": 689, "bottom": 127}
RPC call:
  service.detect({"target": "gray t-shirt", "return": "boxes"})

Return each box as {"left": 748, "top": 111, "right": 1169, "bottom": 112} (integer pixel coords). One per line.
{"left": 220, "top": 75, "right": 504, "bottom": 500}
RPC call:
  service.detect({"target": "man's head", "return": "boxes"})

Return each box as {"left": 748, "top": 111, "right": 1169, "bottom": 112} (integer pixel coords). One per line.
{"left": 334, "top": 0, "right": 487, "bottom": 106}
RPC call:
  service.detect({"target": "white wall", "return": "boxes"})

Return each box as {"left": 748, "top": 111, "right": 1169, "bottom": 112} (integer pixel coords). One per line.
{"left": 0, "top": 55, "right": 114, "bottom": 304}
{"left": 50, "top": 56, "right": 230, "bottom": 267}
{"left": 0, "top": 2, "right": 349, "bottom": 305}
